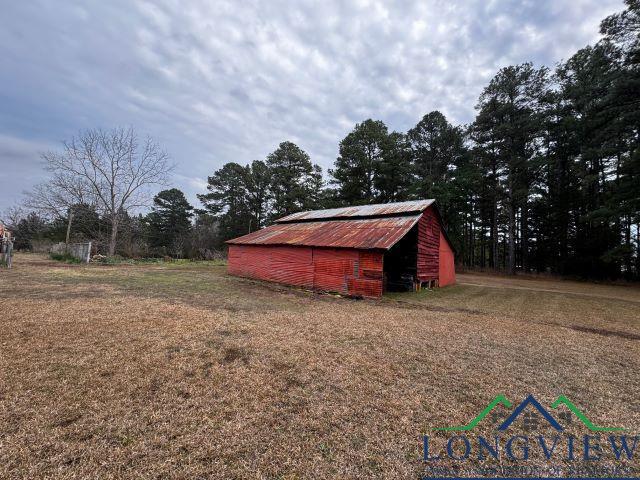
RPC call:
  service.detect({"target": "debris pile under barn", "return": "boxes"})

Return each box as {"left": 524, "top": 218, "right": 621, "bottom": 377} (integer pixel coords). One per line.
{"left": 226, "top": 199, "right": 455, "bottom": 298}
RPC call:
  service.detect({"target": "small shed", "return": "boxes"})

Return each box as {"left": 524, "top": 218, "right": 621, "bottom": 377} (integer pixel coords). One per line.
{"left": 226, "top": 199, "right": 455, "bottom": 298}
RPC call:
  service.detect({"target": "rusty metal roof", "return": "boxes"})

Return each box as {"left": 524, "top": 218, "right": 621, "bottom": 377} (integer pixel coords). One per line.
{"left": 226, "top": 215, "right": 421, "bottom": 250}
{"left": 276, "top": 199, "right": 435, "bottom": 223}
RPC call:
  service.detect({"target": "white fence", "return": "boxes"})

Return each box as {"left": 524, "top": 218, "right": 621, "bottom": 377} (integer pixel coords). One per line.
{"left": 51, "top": 242, "right": 92, "bottom": 263}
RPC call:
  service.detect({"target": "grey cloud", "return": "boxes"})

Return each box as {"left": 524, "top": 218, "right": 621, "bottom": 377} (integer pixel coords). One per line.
{"left": 0, "top": 135, "right": 52, "bottom": 191}
{"left": 0, "top": 0, "right": 623, "bottom": 210}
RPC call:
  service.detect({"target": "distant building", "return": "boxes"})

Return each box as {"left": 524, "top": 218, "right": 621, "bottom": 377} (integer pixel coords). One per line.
{"left": 226, "top": 200, "right": 456, "bottom": 298}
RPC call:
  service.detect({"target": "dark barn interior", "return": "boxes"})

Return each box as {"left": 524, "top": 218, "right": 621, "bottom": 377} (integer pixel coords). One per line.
{"left": 383, "top": 226, "right": 418, "bottom": 291}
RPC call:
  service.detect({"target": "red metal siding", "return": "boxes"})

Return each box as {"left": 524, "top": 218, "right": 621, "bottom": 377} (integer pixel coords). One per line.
{"left": 438, "top": 231, "right": 456, "bottom": 286}
{"left": 359, "top": 251, "right": 384, "bottom": 280}
{"left": 312, "top": 248, "right": 358, "bottom": 293}
{"left": 227, "top": 245, "right": 383, "bottom": 298}
{"left": 417, "top": 207, "right": 440, "bottom": 282}
{"left": 227, "top": 245, "right": 313, "bottom": 287}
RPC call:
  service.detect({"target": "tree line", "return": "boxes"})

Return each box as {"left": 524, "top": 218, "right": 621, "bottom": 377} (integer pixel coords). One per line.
{"left": 3, "top": 1, "right": 638, "bottom": 278}
{"left": 200, "top": 1, "right": 640, "bottom": 280}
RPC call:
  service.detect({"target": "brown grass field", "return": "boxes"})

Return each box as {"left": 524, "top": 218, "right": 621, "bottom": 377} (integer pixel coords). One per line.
{"left": 1, "top": 253, "right": 639, "bottom": 479}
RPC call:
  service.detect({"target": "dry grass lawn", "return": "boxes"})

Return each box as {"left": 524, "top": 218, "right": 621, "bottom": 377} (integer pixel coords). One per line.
{"left": 1, "top": 253, "right": 639, "bottom": 479}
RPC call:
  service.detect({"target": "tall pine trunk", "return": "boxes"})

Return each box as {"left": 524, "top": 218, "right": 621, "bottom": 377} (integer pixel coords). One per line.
{"left": 470, "top": 216, "right": 475, "bottom": 267}
{"left": 507, "top": 176, "right": 516, "bottom": 275}
{"left": 624, "top": 215, "right": 632, "bottom": 278}
{"left": 521, "top": 200, "right": 528, "bottom": 273}
{"left": 636, "top": 223, "right": 640, "bottom": 279}
{"left": 480, "top": 222, "right": 486, "bottom": 269}
{"left": 491, "top": 199, "right": 498, "bottom": 270}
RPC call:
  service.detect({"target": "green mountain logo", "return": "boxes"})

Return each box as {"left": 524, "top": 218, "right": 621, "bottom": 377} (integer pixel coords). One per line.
{"left": 434, "top": 394, "right": 625, "bottom": 432}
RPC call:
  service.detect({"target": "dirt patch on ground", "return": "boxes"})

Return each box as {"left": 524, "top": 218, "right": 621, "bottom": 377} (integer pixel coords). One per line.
{"left": 1, "top": 254, "right": 639, "bottom": 478}
{"left": 457, "top": 272, "right": 640, "bottom": 303}
{"left": 566, "top": 324, "right": 640, "bottom": 340}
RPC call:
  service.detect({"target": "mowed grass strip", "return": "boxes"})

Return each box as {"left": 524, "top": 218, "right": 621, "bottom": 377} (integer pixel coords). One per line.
{"left": 1, "top": 253, "right": 639, "bottom": 479}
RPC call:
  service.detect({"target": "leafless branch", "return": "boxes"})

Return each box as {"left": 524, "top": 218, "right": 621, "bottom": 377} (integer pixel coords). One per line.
{"left": 32, "top": 127, "right": 173, "bottom": 254}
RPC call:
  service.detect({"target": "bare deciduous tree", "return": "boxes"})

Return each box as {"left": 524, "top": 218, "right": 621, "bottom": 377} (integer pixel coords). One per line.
{"left": 26, "top": 171, "right": 95, "bottom": 245}
{"left": 40, "top": 127, "right": 172, "bottom": 255}
{"left": 27, "top": 173, "right": 94, "bottom": 217}
{"left": 0, "top": 205, "right": 26, "bottom": 230}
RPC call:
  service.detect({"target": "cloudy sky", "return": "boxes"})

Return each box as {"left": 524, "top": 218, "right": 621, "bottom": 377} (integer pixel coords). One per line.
{"left": 0, "top": 0, "right": 624, "bottom": 211}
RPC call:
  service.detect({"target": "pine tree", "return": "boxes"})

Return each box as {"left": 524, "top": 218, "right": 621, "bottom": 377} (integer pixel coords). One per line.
{"left": 471, "top": 63, "right": 549, "bottom": 274}
{"left": 600, "top": 0, "right": 640, "bottom": 278}
{"left": 244, "top": 160, "right": 271, "bottom": 230}
{"left": 330, "top": 119, "right": 388, "bottom": 204}
{"left": 198, "top": 163, "right": 253, "bottom": 243}
{"left": 375, "top": 132, "right": 411, "bottom": 202}
{"left": 556, "top": 45, "right": 622, "bottom": 277}
{"left": 306, "top": 164, "right": 326, "bottom": 210}
{"left": 407, "top": 111, "right": 464, "bottom": 200}
{"left": 266, "top": 141, "right": 318, "bottom": 220}
{"left": 146, "top": 188, "right": 193, "bottom": 257}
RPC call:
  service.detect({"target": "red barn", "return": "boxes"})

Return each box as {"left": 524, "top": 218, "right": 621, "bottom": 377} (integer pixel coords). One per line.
{"left": 226, "top": 199, "right": 455, "bottom": 298}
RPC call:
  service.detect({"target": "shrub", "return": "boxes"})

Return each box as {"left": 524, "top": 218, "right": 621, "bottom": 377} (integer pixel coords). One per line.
{"left": 49, "top": 252, "right": 82, "bottom": 264}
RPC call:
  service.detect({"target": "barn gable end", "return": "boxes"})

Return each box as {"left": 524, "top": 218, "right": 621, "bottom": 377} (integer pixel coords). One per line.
{"left": 438, "top": 231, "right": 456, "bottom": 287}
{"left": 417, "top": 207, "right": 440, "bottom": 283}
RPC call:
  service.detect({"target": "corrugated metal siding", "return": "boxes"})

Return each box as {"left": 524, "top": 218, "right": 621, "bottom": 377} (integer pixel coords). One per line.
{"left": 227, "top": 245, "right": 384, "bottom": 298}
{"left": 228, "top": 245, "right": 314, "bottom": 287}
{"left": 347, "top": 278, "right": 383, "bottom": 298}
{"left": 359, "top": 251, "right": 384, "bottom": 279}
{"left": 276, "top": 199, "right": 435, "bottom": 223}
{"left": 417, "top": 207, "right": 440, "bottom": 282}
{"left": 312, "top": 248, "right": 357, "bottom": 294}
{"left": 226, "top": 216, "right": 421, "bottom": 250}
{"left": 438, "top": 230, "right": 456, "bottom": 286}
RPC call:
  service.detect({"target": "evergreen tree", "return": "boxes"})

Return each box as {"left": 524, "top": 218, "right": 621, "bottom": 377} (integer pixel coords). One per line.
{"left": 555, "top": 45, "right": 622, "bottom": 277}
{"left": 47, "top": 203, "right": 102, "bottom": 243}
{"left": 10, "top": 212, "right": 50, "bottom": 250}
{"left": 306, "top": 164, "right": 326, "bottom": 210}
{"left": 146, "top": 188, "right": 193, "bottom": 257}
{"left": 446, "top": 148, "right": 482, "bottom": 267}
{"left": 244, "top": 160, "right": 271, "bottom": 230}
{"left": 330, "top": 119, "right": 388, "bottom": 204}
{"left": 266, "top": 141, "right": 319, "bottom": 219}
{"left": 375, "top": 132, "right": 412, "bottom": 202}
{"left": 198, "top": 162, "right": 253, "bottom": 243}
{"left": 407, "top": 111, "right": 467, "bottom": 252}
{"left": 407, "top": 111, "right": 464, "bottom": 200}
{"left": 469, "top": 98, "right": 503, "bottom": 269}
{"left": 471, "top": 63, "right": 549, "bottom": 274}
{"left": 600, "top": 0, "right": 640, "bottom": 278}
{"left": 189, "top": 212, "right": 220, "bottom": 258}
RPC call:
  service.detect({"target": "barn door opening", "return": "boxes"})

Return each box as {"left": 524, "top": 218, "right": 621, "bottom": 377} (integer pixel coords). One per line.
{"left": 383, "top": 225, "right": 418, "bottom": 292}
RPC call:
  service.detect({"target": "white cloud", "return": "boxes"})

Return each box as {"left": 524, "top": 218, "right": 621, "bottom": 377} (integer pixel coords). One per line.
{"left": 0, "top": 0, "right": 625, "bottom": 208}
